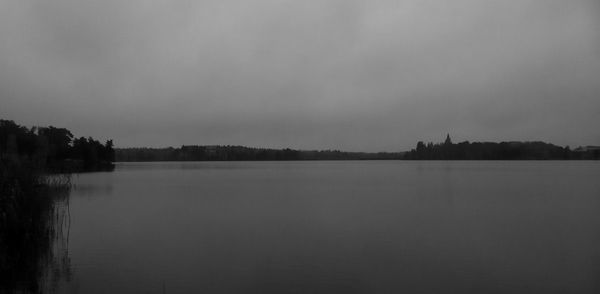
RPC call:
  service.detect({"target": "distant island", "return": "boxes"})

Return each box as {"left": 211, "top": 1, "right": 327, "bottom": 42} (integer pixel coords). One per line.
{"left": 116, "top": 134, "right": 599, "bottom": 161}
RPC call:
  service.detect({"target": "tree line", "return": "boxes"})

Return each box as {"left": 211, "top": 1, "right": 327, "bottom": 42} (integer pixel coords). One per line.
{"left": 117, "top": 137, "right": 599, "bottom": 162}
{"left": 403, "top": 134, "right": 599, "bottom": 160}
{"left": 116, "top": 145, "right": 404, "bottom": 161}
{"left": 0, "top": 119, "right": 115, "bottom": 170}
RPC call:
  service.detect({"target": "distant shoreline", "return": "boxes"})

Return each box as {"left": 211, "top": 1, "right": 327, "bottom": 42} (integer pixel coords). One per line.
{"left": 116, "top": 139, "right": 600, "bottom": 162}
{"left": 116, "top": 145, "right": 405, "bottom": 161}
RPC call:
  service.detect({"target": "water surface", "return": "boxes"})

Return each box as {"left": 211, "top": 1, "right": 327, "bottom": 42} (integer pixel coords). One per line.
{"left": 58, "top": 161, "right": 600, "bottom": 293}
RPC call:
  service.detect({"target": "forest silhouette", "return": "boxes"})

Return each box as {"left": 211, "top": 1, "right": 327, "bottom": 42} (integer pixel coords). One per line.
{"left": 404, "top": 134, "right": 599, "bottom": 160}
{"left": 0, "top": 119, "right": 114, "bottom": 171}
{"left": 116, "top": 134, "right": 598, "bottom": 162}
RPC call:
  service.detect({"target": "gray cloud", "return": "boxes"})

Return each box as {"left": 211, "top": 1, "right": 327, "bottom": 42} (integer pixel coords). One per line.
{"left": 1, "top": 0, "right": 599, "bottom": 151}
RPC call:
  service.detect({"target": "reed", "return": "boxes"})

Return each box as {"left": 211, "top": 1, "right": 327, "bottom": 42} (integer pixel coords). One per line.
{"left": 0, "top": 156, "right": 72, "bottom": 293}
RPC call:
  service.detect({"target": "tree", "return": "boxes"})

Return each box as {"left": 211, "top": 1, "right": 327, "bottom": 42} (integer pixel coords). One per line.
{"left": 37, "top": 126, "right": 73, "bottom": 160}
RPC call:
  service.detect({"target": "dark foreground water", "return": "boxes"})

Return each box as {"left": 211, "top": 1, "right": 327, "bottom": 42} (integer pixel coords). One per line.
{"left": 52, "top": 161, "right": 600, "bottom": 293}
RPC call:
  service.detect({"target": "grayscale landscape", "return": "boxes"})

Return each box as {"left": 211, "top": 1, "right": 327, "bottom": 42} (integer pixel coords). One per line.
{"left": 1, "top": 1, "right": 599, "bottom": 293}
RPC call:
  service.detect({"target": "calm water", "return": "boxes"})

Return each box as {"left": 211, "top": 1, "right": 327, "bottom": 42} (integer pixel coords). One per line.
{"left": 54, "top": 161, "right": 600, "bottom": 293}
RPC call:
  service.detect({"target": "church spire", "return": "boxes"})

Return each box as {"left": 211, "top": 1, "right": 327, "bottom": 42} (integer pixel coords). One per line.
{"left": 444, "top": 133, "right": 452, "bottom": 145}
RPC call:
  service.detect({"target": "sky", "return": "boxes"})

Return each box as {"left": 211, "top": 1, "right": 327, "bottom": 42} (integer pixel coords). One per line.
{"left": 1, "top": 0, "right": 599, "bottom": 151}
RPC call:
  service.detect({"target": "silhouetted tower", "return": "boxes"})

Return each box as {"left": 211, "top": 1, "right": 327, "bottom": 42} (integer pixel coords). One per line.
{"left": 444, "top": 133, "right": 452, "bottom": 145}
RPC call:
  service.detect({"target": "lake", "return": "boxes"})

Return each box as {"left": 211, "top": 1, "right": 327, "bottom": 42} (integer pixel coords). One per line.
{"left": 51, "top": 161, "right": 600, "bottom": 293}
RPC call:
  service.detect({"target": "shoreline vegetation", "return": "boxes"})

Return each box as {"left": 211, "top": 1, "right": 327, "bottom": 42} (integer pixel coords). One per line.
{"left": 404, "top": 134, "right": 599, "bottom": 160}
{"left": 1, "top": 119, "right": 115, "bottom": 293}
{"left": 116, "top": 146, "right": 405, "bottom": 161}
{"left": 116, "top": 134, "right": 599, "bottom": 162}
{"left": 0, "top": 119, "right": 115, "bottom": 173}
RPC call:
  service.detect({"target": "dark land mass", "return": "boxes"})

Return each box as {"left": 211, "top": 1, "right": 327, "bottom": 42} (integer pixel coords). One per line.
{"left": 0, "top": 119, "right": 115, "bottom": 172}
{"left": 116, "top": 134, "right": 598, "bottom": 162}
{"left": 116, "top": 145, "right": 404, "bottom": 161}
{"left": 404, "top": 134, "right": 599, "bottom": 160}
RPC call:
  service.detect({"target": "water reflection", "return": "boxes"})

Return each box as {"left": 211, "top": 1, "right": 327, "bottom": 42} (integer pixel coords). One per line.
{"left": 6, "top": 161, "right": 600, "bottom": 293}
{"left": 72, "top": 184, "right": 113, "bottom": 197}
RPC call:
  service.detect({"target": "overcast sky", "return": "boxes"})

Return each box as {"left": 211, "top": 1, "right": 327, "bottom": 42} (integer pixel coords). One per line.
{"left": 1, "top": 0, "right": 599, "bottom": 151}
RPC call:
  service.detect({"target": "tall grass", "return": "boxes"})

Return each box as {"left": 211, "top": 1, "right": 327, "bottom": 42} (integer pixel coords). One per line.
{"left": 0, "top": 155, "right": 72, "bottom": 293}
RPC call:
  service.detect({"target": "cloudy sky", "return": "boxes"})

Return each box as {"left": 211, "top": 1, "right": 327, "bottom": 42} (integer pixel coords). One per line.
{"left": 1, "top": 0, "right": 599, "bottom": 151}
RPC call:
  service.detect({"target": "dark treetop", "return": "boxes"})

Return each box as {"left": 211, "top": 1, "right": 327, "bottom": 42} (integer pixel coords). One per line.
{"left": 0, "top": 119, "right": 115, "bottom": 171}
